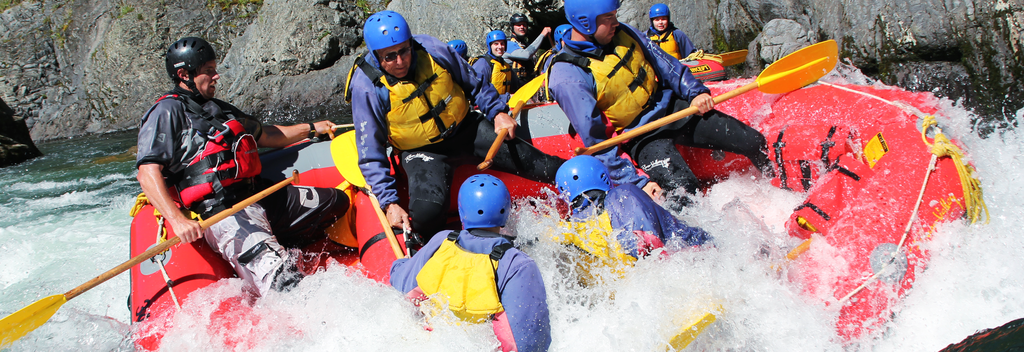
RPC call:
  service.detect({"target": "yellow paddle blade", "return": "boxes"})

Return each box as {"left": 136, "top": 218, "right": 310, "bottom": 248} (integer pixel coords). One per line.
{"left": 509, "top": 74, "right": 547, "bottom": 109}
{"left": 330, "top": 130, "right": 367, "bottom": 189}
{"left": 756, "top": 40, "right": 838, "bottom": 94}
{"left": 718, "top": 49, "right": 748, "bottom": 67}
{"left": 0, "top": 294, "right": 66, "bottom": 348}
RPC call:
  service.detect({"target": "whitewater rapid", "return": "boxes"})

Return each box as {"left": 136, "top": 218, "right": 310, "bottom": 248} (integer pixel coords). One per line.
{"left": 1, "top": 71, "right": 1022, "bottom": 351}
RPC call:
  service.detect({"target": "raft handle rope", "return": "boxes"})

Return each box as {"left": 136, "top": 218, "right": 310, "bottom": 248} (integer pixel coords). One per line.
{"left": 823, "top": 82, "right": 991, "bottom": 304}
{"left": 154, "top": 217, "right": 182, "bottom": 311}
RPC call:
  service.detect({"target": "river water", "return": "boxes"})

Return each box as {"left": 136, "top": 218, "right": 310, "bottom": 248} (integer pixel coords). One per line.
{"left": 1, "top": 75, "right": 1022, "bottom": 351}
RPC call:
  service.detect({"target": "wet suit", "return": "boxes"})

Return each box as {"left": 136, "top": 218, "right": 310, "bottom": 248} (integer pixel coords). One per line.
{"left": 136, "top": 87, "right": 349, "bottom": 295}
{"left": 546, "top": 23, "right": 771, "bottom": 206}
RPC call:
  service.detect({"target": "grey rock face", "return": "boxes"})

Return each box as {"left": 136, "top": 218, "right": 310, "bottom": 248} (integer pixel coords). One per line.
{"left": 218, "top": 0, "right": 364, "bottom": 123}
{"left": 756, "top": 18, "right": 815, "bottom": 63}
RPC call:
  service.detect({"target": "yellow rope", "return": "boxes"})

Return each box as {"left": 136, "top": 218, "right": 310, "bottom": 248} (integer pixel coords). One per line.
{"left": 919, "top": 116, "right": 989, "bottom": 224}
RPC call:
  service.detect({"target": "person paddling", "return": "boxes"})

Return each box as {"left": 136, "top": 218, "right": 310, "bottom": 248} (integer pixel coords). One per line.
{"left": 389, "top": 174, "right": 551, "bottom": 352}
{"left": 546, "top": 0, "right": 773, "bottom": 209}
{"left": 646, "top": 3, "right": 698, "bottom": 60}
{"left": 553, "top": 156, "right": 710, "bottom": 279}
{"left": 345, "top": 11, "right": 564, "bottom": 241}
{"left": 136, "top": 37, "right": 349, "bottom": 296}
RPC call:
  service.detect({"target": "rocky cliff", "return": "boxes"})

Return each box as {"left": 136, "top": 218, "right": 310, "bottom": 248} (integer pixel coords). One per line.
{"left": 0, "top": 0, "right": 1020, "bottom": 144}
{"left": 0, "top": 97, "right": 43, "bottom": 167}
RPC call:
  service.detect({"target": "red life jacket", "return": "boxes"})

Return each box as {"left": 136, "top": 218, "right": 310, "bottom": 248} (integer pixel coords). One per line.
{"left": 155, "top": 93, "right": 263, "bottom": 214}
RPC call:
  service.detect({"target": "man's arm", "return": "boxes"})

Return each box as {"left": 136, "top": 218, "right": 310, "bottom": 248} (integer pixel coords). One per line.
{"left": 258, "top": 120, "right": 336, "bottom": 148}
{"left": 137, "top": 164, "right": 204, "bottom": 243}
{"left": 496, "top": 253, "right": 552, "bottom": 352}
{"left": 503, "top": 27, "right": 551, "bottom": 62}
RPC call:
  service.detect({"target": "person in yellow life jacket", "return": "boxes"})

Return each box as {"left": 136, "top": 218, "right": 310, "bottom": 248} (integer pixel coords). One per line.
{"left": 471, "top": 30, "right": 521, "bottom": 99}
{"left": 136, "top": 37, "right": 349, "bottom": 296}
{"left": 547, "top": 0, "right": 773, "bottom": 211}
{"left": 390, "top": 174, "right": 551, "bottom": 352}
{"left": 645, "top": 3, "right": 697, "bottom": 60}
{"left": 347, "top": 11, "right": 564, "bottom": 241}
{"left": 554, "top": 155, "right": 710, "bottom": 268}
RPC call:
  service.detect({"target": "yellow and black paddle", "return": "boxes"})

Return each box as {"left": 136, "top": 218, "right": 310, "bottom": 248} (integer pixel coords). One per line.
{"left": 575, "top": 40, "right": 839, "bottom": 156}
{"left": 329, "top": 131, "right": 407, "bottom": 259}
{"left": 0, "top": 171, "right": 301, "bottom": 348}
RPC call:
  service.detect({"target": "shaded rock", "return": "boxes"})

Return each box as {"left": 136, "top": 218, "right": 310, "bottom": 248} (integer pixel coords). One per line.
{"left": 0, "top": 97, "right": 42, "bottom": 167}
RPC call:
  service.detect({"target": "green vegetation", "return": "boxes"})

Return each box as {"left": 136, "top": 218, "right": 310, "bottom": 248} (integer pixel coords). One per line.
{"left": 0, "top": 0, "right": 23, "bottom": 12}
{"left": 208, "top": 0, "right": 263, "bottom": 11}
{"left": 317, "top": 30, "right": 331, "bottom": 41}
{"left": 116, "top": 4, "right": 135, "bottom": 19}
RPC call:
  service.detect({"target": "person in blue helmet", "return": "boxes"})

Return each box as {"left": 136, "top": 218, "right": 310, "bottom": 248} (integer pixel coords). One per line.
{"left": 646, "top": 3, "right": 697, "bottom": 60}
{"left": 344, "top": 11, "right": 564, "bottom": 241}
{"left": 390, "top": 174, "right": 551, "bottom": 352}
{"left": 545, "top": 0, "right": 773, "bottom": 210}
{"left": 471, "top": 30, "right": 523, "bottom": 99}
{"left": 553, "top": 155, "right": 709, "bottom": 272}
{"left": 447, "top": 39, "right": 469, "bottom": 61}
{"left": 533, "top": 24, "right": 574, "bottom": 102}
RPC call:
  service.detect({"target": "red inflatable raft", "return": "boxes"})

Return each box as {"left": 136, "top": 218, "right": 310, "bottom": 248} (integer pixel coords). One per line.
{"left": 516, "top": 78, "right": 985, "bottom": 341}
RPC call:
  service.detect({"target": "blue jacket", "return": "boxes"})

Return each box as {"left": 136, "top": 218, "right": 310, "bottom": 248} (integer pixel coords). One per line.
{"left": 391, "top": 230, "right": 552, "bottom": 352}
{"left": 601, "top": 184, "right": 710, "bottom": 257}
{"left": 547, "top": 23, "right": 711, "bottom": 188}
{"left": 645, "top": 25, "right": 697, "bottom": 59}
{"left": 349, "top": 35, "right": 509, "bottom": 208}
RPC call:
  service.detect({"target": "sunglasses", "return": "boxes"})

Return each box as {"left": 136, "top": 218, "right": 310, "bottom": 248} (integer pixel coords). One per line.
{"left": 381, "top": 46, "right": 412, "bottom": 63}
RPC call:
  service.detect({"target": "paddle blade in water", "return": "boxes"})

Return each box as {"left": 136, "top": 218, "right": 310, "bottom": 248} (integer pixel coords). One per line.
{"left": 330, "top": 130, "right": 367, "bottom": 189}
{"left": 718, "top": 49, "right": 748, "bottom": 67}
{"left": 756, "top": 40, "right": 838, "bottom": 94}
{"left": 0, "top": 294, "right": 66, "bottom": 348}
{"left": 509, "top": 74, "right": 546, "bottom": 109}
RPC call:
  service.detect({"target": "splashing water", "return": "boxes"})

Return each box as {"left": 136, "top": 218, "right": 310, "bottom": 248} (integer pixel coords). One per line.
{"left": 1, "top": 69, "right": 1022, "bottom": 351}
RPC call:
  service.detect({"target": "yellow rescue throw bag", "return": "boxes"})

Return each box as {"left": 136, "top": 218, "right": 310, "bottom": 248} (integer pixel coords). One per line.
{"left": 416, "top": 232, "right": 506, "bottom": 323}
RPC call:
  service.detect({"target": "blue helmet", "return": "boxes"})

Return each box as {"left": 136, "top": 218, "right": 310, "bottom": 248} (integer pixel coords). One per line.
{"left": 447, "top": 39, "right": 468, "bottom": 58}
{"left": 486, "top": 30, "right": 507, "bottom": 47}
{"left": 564, "top": 0, "right": 619, "bottom": 36}
{"left": 458, "top": 174, "right": 512, "bottom": 229}
{"left": 363, "top": 11, "right": 411, "bottom": 51}
{"left": 555, "top": 155, "right": 612, "bottom": 202}
{"left": 649, "top": 3, "right": 670, "bottom": 19}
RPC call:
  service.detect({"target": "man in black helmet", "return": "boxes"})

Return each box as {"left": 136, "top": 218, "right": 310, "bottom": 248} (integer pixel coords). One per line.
{"left": 506, "top": 13, "right": 551, "bottom": 82}
{"left": 135, "top": 37, "right": 350, "bottom": 296}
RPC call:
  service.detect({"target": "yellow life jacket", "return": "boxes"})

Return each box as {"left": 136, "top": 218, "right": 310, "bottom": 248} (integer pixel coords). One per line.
{"left": 552, "top": 212, "right": 635, "bottom": 286}
{"left": 551, "top": 31, "right": 658, "bottom": 131}
{"left": 480, "top": 56, "right": 514, "bottom": 95}
{"left": 649, "top": 30, "right": 682, "bottom": 60}
{"left": 344, "top": 44, "right": 469, "bottom": 150}
{"left": 415, "top": 231, "right": 510, "bottom": 323}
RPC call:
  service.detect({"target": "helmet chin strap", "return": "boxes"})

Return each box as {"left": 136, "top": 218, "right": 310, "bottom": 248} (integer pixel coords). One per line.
{"left": 180, "top": 72, "right": 201, "bottom": 96}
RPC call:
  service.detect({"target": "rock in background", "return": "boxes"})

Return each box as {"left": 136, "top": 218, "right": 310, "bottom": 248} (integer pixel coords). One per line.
{"left": 0, "top": 0, "right": 1020, "bottom": 145}
{"left": 0, "top": 97, "right": 43, "bottom": 167}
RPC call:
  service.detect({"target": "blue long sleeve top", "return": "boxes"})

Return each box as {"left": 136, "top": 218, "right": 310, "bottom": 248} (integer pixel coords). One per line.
{"left": 349, "top": 35, "right": 509, "bottom": 208}
{"left": 390, "top": 229, "right": 552, "bottom": 352}
{"left": 603, "top": 184, "right": 710, "bottom": 257}
{"left": 546, "top": 23, "right": 711, "bottom": 188}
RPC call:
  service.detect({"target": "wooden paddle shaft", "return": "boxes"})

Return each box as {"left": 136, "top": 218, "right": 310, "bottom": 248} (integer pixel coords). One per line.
{"left": 63, "top": 171, "right": 300, "bottom": 300}
{"left": 366, "top": 192, "right": 408, "bottom": 259}
{"left": 478, "top": 101, "right": 526, "bottom": 170}
{"left": 576, "top": 81, "right": 759, "bottom": 156}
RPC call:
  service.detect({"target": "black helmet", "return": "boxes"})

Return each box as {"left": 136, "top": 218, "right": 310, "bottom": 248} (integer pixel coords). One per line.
{"left": 165, "top": 37, "right": 217, "bottom": 81}
{"left": 510, "top": 13, "right": 528, "bottom": 25}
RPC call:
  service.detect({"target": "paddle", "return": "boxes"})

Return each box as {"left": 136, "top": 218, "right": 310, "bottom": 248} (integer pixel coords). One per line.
{"left": 330, "top": 131, "right": 407, "bottom": 259}
{"left": 718, "top": 49, "right": 748, "bottom": 67}
{"left": 0, "top": 171, "right": 300, "bottom": 348}
{"left": 477, "top": 101, "right": 526, "bottom": 170}
{"left": 575, "top": 40, "right": 838, "bottom": 156}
